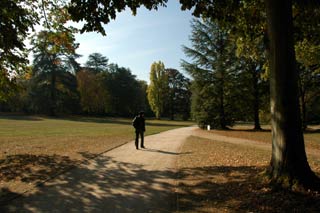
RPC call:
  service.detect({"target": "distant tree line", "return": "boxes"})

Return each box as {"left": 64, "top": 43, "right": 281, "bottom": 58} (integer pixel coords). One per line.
{"left": 0, "top": 29, "right": 191, "bottom": 119}
{"left": 0, "top": 50, "right": 150, "bottom": 117}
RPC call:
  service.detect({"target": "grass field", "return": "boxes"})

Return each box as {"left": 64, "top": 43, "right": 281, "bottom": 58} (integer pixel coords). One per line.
{"left": 0, "top": 115, "right": 194, "bottom": 159}
{"left": 0, "top": 115, "right": 194, "bottom": 201}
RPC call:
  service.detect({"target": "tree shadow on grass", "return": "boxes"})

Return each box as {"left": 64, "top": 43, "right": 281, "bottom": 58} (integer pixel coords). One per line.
{"left": 0, "top": 155, "right": 78, "bottom": 183}
{"left": 177, "top": 166, "right": 320, "bottom": 212}
{"left": 0, "top": 154, "right": 80, "bottom": 205}
{"left": 1, "top": 155, "right": 318, "bottom": 212}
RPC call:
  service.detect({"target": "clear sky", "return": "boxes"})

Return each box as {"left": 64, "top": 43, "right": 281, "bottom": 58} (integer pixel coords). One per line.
{"left": 74, "top": 0, "right": 194, "bottom": 82}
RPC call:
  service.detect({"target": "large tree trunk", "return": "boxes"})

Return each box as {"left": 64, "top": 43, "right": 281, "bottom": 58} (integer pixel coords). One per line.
{"left": 265, "top": 0, "right": 319, "bottom": 189}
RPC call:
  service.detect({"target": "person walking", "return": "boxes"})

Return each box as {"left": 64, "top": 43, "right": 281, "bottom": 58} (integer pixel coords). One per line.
{"left": 132, "top": 111, "right": 146, "bottom": 149}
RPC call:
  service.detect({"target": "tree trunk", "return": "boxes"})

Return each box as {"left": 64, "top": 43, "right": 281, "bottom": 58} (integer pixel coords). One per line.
{"left": 252, "top": 63, "right": 262, "bottom": 131}
{"left": 265, "top": 0, "right": 319, "bottom": 189}
{"left": 298, "top": 73, "right": 307, "bottom": 130}
{"left": 170, "top": 90, "right": 175, "bottom": 120}
{"left": 218, "top": 33, "right": 227, "bottom": 129}
{"left": 219, "top": 72, "right": 226, "bottom": 129}
{"left": 301, "top": 95, "right": 307, "bottom": 130}
{"left": 50, "top": 67, "right": 56, "bottom": 116}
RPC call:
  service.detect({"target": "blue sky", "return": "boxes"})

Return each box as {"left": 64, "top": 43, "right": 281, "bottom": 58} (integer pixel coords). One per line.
{"left": 74, "top": 1, "right": 194, "bottom": 82}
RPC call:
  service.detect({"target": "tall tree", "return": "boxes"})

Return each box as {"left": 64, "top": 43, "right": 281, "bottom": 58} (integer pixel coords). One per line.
{"left": 104, "top": 64, "right": 144, "bottom": 116}
{"left": 264, "top": 0, "right": 319, "bottom": 188}
{"left": 232, "top": 1, "right": 268, "bottom": 130}
{"left": 137, "top": 80, "right": 153, "bottom": 117}
{"left": 235, "top": 59, "right": 269, "bottom": 130}
{"left": 0, "top": 0, "right": 39, "bottom": 102}
{"left": 147, "top": 61, "right": 168, "bottom": 119}
{"left": 85, "top": 53, "right": 109, "bottom": 73}
{"left": 182, "top": 19, "right": 238, "bottom": 129}
{"left": 293, "top": 5, "right": 320, "bottom": 129}
{"left": 165, "top": 68, "right": 191, "bottom": 120}
{"left": 76, "top": 68, "right": 109, "bottom": 114}
{"left": 30, "top": 29, "right": 79, "bottom": 115}
{"left": 296, "top": 42, "right": 320, "bottom": 129}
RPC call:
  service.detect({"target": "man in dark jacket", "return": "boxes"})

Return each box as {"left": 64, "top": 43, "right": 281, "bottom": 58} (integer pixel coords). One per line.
{"left": 132, "top": 111, "right": 146, "bottom": 149}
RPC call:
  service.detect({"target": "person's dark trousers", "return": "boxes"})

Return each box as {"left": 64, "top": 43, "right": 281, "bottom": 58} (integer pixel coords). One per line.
{"left": 135, "top": 130, "right": 144, "bottom": 149}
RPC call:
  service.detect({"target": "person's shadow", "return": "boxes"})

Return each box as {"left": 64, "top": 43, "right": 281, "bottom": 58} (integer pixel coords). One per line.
{"left": 141, "top": 148, "right": 191, "bottom": 155}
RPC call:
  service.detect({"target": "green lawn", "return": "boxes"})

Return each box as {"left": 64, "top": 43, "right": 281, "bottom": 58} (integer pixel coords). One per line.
{"left": 0, "top": 115, "right": 194, "bottom": 159}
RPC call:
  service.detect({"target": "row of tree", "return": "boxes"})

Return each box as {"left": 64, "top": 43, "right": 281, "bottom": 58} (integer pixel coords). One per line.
{"left": 1, "top": 27, "right": 191, "bottom": 119}
{"left": 0, "top": 50, "right": 148, "bottom": 117}
{"left": 1, "top": 51, "right": 192, "bottom": 119}
{"left": 182, "top": 14, "right": 319, "bottom": 130}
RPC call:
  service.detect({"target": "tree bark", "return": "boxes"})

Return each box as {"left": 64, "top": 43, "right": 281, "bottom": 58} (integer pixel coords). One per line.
{"left": 265, "top": 0, "right": 318, "bottom": 189}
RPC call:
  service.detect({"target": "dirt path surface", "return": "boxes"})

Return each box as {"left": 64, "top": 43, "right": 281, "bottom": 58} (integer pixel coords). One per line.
{"left": 1, "top": 127, "right": 197, "bottom": 212}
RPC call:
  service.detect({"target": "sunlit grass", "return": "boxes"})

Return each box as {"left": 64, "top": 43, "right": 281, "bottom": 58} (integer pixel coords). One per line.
{"left": 210, "top": 124, "right": 320, "bottom": 150}
{"left": 0, "top": 115, "right": 194, "bottom": 159}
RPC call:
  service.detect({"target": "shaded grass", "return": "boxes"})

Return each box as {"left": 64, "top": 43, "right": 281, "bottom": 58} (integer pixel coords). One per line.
{"left": 176, "top": 136, "right": 320, "bottom": 212}
{"left": 0, "top": 115, "right": 194, "bottom": 200}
